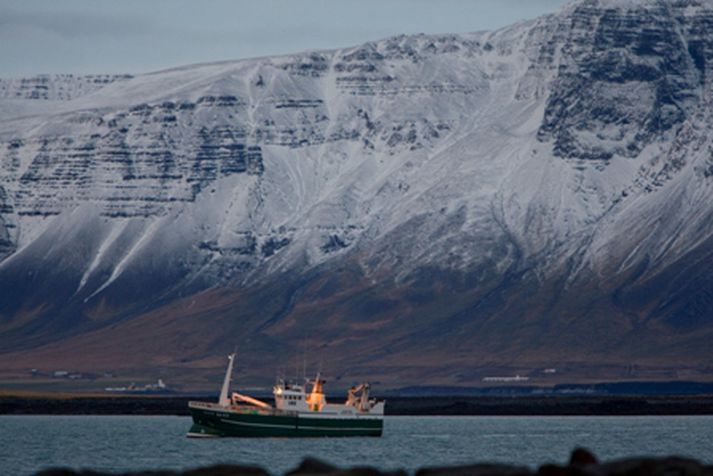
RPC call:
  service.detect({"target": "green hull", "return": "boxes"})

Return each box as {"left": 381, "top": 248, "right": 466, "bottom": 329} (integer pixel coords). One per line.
{"left": 188, "top": 402, "right": 383, "bottom": 438}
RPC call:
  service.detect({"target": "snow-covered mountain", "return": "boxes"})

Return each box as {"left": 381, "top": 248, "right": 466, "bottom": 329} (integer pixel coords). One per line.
{"left": 1, "top": 0, "right": 713, "bottom": 389}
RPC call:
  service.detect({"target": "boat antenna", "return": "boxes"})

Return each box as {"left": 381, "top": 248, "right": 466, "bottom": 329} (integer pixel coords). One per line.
{"left": 302, "top": 335, "right": 308, "bottom": 381}
{"left": 302, "top": 353, "right": 307, "bottom": 382}
{"left": 294, "top": 352, "right": 299, "bottom": 382}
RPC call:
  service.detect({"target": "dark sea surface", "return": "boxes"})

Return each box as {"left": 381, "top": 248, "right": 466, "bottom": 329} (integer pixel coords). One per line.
{"left": 1, "top": 415, "right": 712, "bottom": 476}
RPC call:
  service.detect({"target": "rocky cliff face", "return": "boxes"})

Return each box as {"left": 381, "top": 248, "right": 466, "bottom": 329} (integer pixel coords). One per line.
{"left": 1, "top": 0, "right": 713, "bottom": 389}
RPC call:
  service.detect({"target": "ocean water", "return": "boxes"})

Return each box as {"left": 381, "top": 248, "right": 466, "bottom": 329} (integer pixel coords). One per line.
{"left": 1, "top": 415, "right": 712, "bottom": 476}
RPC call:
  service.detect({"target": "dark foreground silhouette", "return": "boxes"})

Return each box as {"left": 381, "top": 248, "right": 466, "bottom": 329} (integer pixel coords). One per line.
{"left": 34, "top": 449, "right": 713, "bottom": 476}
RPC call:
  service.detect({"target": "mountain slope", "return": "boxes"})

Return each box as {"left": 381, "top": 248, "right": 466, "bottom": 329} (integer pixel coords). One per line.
{"left": 1, "top": 0, "right": 713, "bottom": 389}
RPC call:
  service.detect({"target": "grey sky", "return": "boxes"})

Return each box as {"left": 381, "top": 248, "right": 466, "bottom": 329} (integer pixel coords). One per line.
{"left": 1, "top": 0, "right": 570, "bottom": 76}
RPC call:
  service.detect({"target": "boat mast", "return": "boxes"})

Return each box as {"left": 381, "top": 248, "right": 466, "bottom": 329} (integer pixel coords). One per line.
{"left": 218, "top": 353, "right": 236, "bottom": 407}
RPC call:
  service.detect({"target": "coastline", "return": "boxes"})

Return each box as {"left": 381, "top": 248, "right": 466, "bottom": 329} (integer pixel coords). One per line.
{"left": 3, "top": 393, "right": 713, "bottom": 416}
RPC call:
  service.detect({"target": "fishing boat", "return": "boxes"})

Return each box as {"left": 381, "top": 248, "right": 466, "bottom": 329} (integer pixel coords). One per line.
{"left": 187, "top": 353, "right": 385, "bottom": 437}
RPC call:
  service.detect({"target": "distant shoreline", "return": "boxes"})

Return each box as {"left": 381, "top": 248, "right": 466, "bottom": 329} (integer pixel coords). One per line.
{"left": 2, "top": 394, "right": 713, "bottom": 416}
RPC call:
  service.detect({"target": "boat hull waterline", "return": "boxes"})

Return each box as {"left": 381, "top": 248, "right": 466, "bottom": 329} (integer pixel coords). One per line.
{"left": 188, "top": 402, "right": 383, "bottom": 437}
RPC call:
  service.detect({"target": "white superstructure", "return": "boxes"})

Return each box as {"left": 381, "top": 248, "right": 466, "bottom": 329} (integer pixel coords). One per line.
{"left": 271, "top": 375, "right": 384, "bottom": 416}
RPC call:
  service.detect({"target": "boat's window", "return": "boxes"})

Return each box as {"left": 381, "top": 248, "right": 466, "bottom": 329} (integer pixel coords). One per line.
{"left": 288, "top": 401, "right": 296, "bottom": 406}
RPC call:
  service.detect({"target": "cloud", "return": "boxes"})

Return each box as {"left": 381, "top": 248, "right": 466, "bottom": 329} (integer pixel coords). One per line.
{"left": 0, "top": 0, "right": 570, "bottom": 76}
{"left": 0, "top": 7, "right": 150, "bottom": 39}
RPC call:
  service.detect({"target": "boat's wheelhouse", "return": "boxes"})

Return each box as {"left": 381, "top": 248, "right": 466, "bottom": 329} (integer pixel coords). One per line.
{"left": 273, "top": 382, "right": 310, "bottom": 411}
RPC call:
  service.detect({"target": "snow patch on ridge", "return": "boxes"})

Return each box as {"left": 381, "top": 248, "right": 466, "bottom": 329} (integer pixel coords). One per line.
{"left": 2, "top": 0, "right": 713, "bottom": 299}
